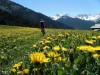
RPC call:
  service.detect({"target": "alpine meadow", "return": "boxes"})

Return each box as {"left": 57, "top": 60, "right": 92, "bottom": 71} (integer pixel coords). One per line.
{"left": 0, "top": 25, "right": 100, "bottom": 75}
{"left": 0, "top": 0, "right": 100, "bottom": 75}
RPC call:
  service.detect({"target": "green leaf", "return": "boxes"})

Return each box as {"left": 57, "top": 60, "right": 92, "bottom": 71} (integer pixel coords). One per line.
{"left": 58, "top": 68, "right": 66, "bottom": 75}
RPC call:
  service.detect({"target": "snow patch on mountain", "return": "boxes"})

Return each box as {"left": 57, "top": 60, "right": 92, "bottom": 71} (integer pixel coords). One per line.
{"left": 76, "top": 14, "right": 100, "bottom": 21}
{"left": 51, "top": 13, "right": 100, "bottom": 21}
{"left": 51, "top": 14, "right": 63, "bottom": 20}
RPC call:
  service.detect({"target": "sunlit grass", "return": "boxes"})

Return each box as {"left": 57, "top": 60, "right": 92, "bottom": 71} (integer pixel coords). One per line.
{"left": 0, "top": 25, "right": 100, "bottom": 75}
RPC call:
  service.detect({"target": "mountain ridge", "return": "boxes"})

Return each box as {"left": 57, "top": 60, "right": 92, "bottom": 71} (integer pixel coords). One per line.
{"left": 51, "top": 13, "right": 100, "bottom": 21}
{"left": 0, "top": 0, "right": 73, "bottom": 29}
{"left": 51, "top": 14, "right": 95, "bottom": 29}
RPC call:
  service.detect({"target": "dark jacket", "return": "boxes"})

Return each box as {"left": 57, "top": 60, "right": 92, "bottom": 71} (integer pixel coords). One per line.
{"left": 40, "top": 20, "right": 45, "bottom": 28}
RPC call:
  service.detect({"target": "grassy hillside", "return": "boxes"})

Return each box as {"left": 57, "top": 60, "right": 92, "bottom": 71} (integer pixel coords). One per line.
{"left": 0, "top": 25, "right": 100, "bottom": 75}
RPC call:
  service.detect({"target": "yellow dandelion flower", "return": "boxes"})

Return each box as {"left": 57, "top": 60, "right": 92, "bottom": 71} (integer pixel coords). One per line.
{"left": 58, "top": 34, "right": 63, "bottom": 37}
{"left": 13, "top": 62, "right": 23, "bottom": 70}
{"left": 39, "top": 41, "right": 44, "bottom": 44}
{"left": 11, "top": 69, "right": 16, "bottom": 73}
{"left": 43, "top": 46, "right": 50, "bottom": 50}
{"left": 53, "top": 38, "right": 58, "bottom": 41}
{"left": 54, "top": 57, "right": 62, "bottom": 62}
{"left": 92, "top": 36, "right": 97, "bottom": 39}
{"left": 29, "top": 52, "right": 49, "bottom": 63}
{"left": 87, "top": 48, "right": 95, "bottom": 53}
{"left": 33, "top": 44, "right": 37, "bottom": 48}
{"left": 94, "top": 46, "right": 100, "bottom": 53}
{"left": 97, "top": 36, "right": 100, "bottom": 39}
{"left": 53, "top": 45, "right": 60, "bottom": 51}
{"left": 13, "top": 64, "right": 19, "bottom": 70}
{"left": 47, "top": 52, "right": 60, "bottom": 57}
{"left": 61, "top": 47, "right": 67, "bottom": 51}
{"left": 85, "top": 39, "right": 94, "bottom": 44}
{"left": 18, "top": 62, "right": 23, "bottom": 67}
{"left": 92, "top": 40, "right": 96, "bottom": 42}
{"left": 93, "top": 54, "right": 100, "bottom": 59}
{"left": 45, "top": 40, "right": 51, "bottom": 44}
{"left": 77, "top": 45, "right": 95, "bottom": 53}
{"left": 46, "top": 37, "right": 52, "bottom": 40}
{"left": 23, "top": 69, "right": 29, "bottom": 74}
{"left": 17, "top": 71, "right": 23, "bottom": 75}
{"left": 94, "top": 46, "right": 100, "bottom": 51}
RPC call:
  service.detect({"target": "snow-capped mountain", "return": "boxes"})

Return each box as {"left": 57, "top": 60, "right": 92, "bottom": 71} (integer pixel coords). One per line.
{"left": 51, "top": 14, "right": 63, "bottom": 20}
{"left": 51, "top": 13, "right": 100, "bottom": 21}
{"left": 51, "top": 14, "right": 95, "bottom": 30}
{"left": 76, "top": 14, "right": 100, "bottom": 21}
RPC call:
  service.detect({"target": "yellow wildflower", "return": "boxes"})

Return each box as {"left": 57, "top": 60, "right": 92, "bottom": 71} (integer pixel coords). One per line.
{"left": 11, "top": 69, "right": 16, "bottom": 73}
{"left": 92, "top": 36, "right": 97, "bottom": 39}
{"left": 58, "top": 34, "right": 63, "bottom": 37}
{"left": 53, "top": 38, "right": 58, "bottom": 41}
{"left": 54, "top": 57, "right": 62, "bottom": 62}
{"left": 85, "top": 39, "right": 94, "bottom": 44}
{"left": 23, "top": 69, "right": 29, "bottom": 74}
{"left": 13, "top": 64, "right": 19, "bottom": 70}
{"left": 39, "top": 41, "right": 44, "bottom": 44}
{"left": 97, "top": 36, "right": 100, "bottom": 39}
{"left": 77, "top": 45, "right": 95, "bottom": 53}
{"left": 94, "top": 46, "right": 100, "bottom": 51}
{"left": 13, "top": 62, "right": 23, "bottom": 70}
{"left": 43, "top": 46, "right": 50, "bottom": 50}
{"left": 53, "top": 45, "right": 60, "bottom": 51}
{"left": 94, "top": 46, "right": 100, "bottom": 53}
{"left": 17, "top": 62, "right": 23, "bottom": 67}
{"left": 46, "top": 37, "right": 52, "bottom": 40}
{"left": 29, "top": 52, "right": 49, "bottom": 63}
{"left": 33, "top": 44, "right": 37, "bottom": 48}
{"left": 47, "top": 52, "right": 60, "bottom": 57}
{"left": 45, "top": 40, "right": 51, "bottom": 44}
{"left": 17, "top": 71, "right": 23, "bottom": 75}
{"left": 93, "top": 54, "right": 100, "bottom": 59}
{"left": 61, "top": 47, "right": 67, "bottom": 51}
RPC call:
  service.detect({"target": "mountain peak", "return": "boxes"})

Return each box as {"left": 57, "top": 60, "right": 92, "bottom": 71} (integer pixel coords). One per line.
{"left": 51, "top": 14, "right": 63, "bottom": 20}
{"left": 51, "top": 13, "right": 100, "bottom": 21}
{"left": 76, "top": 14, "right": 100, "bottom": 21}
{"left": 51, "top": 14, "right": 70, "bottom": 20}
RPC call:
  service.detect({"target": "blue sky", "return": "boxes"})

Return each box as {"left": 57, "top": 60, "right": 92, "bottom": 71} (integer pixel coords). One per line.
{"left": 11, "top": 0, "right": 100, "bottom": 16}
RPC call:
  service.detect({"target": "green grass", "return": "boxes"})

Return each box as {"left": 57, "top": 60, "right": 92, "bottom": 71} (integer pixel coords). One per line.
{"left": 0, "top": 25, "right": 67, "bottom": 73}
{"left": 0, "top": 25, "right": 100, "bottom": 75}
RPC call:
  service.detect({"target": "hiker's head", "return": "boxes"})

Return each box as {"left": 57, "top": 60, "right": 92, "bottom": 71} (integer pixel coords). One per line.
{"left": 40, "top": 19, "right": 44, "bottom": 22}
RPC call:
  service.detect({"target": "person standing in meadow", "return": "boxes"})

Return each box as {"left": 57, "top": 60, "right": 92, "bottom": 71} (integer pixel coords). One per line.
{"left": 40, "top": 19, "right": 45, "bottom": 36}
